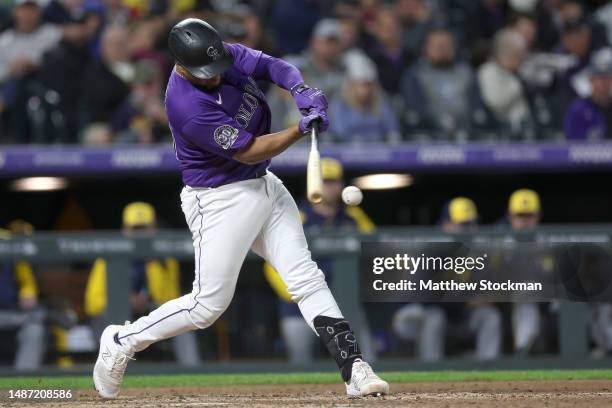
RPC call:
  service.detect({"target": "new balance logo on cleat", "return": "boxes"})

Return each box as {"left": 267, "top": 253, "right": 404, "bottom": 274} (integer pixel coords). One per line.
{"left": 93, "top": 323, "right": 135, "bottom": 399}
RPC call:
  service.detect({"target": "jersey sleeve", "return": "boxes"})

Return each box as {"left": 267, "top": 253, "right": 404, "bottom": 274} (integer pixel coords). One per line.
{"left": 225, "top": 42, "right": 262, "bottom": 76}
{"left": 181, "top": 109, "right": 255, "bottom": 159}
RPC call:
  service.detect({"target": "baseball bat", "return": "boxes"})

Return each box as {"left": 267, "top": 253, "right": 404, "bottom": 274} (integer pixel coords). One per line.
{"left": 307, "top": 121, "right": 323, "bottom": 204}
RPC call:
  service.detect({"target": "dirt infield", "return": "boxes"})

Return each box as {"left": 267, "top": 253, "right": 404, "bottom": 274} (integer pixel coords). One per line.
{"left": 7, "top": 380, "right": 612, "bottom": 407}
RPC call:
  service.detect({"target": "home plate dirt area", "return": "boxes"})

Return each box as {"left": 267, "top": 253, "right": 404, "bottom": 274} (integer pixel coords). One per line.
{"left": 8, "top": 380, "right": 612, "bottom": 408}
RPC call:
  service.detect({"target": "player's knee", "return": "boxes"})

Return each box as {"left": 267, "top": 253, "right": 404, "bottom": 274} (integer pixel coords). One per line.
{"left": 188, "top": 296, "right": 232, "bottom": 328}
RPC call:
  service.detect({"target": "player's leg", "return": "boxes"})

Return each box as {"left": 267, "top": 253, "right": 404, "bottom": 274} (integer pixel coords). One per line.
{"left": 94, "top": 178, "right": 272, "bottom": 398}
{"left": 251, "top": 173, "right": 388, "bottom": 396}
{"left": 418, "top": 306, "right": 446, "bottom": 361}
{"left": 171, "top": 331, "right": 202, "bottom": 367}
{"left": 512, "top": 302, "right": 541, "bottom": 354}
{"left": 0, "top": 310, "right": 46, "bottom": 371}
{"left": 280, "top": 314, "right": 315, "bottom": 364}
{"left": 469, "top": 304, "right": 501, "bottom": 360}
{"left": 117, "top": 181, "right": 271, "bottom": 350}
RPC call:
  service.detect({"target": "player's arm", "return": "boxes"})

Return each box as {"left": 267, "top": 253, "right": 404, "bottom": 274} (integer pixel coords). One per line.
{"left": 233, "top": 125, "right": 301, "bottom": 164}
{"left": 226, "top": 43, "right": 327, "bottom": 115}
{"left": 182, "top": 109, "right": 321, "bottom": 165}
{"left": 226, "top": 42, "right": 304, "bottom": 92}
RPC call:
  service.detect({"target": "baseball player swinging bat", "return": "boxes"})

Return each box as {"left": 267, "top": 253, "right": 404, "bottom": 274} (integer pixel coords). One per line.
{"left": 307, "top": 121, "right": 323, "bottom": 204}
{"left": 92, "top": 18, "right": 388, "bottom": 400}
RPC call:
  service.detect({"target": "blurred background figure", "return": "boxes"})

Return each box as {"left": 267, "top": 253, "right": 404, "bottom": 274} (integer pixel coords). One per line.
{"left": 393, "top": 197, "right": 502, "bottom": 361}
{"left": 271, "top": 0, "right": 321, "bottom": 55}
{"left": 110, "top": 60, "right": 170, "bottom": 144}
{"left": 264, "top": 158, "right": 376, "bottom": 364}
{"left": 286, "top": 18, "right": 347, "bottom": 101}
{"left": 84, "top": 202, "right": 201, "bottom": 367}
{"left": 564, "top": 48, "right": 612, "bottom": 140}
{"left": 401, "top": 27, "right": 473, "bottom": 140}
{"left": 507, "top": 189, "right": 545, "bottom": 355}
{"left": 395, "top": 0, "right": 440, "bottom": 61}
{"left": 82, "top": 24, "right": 133, "bottom": 144}
{"left": 555, "top": 10, "right": 608, "bottom": 109}
{"left": 329, "top": 57, "right": 399, "bottom": 143}
{"left": 0, "top": 0, "right": 62, "bottom": 142}
{"left": 36, "top": 12, "right": 95, "bottom": 143}
{"left": 0, "top": 220, "right": 45, "bottom": 371}
{"left": 478, "top": 29, "right": 533, "bottom": 138}
{"left": 361, "top": 6, "right": 410, "bottom": 97}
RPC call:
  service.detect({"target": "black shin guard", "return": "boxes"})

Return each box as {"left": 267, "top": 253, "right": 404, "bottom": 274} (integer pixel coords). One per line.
{"left": 313, "top": 315, "right": 362, "bottom": 382}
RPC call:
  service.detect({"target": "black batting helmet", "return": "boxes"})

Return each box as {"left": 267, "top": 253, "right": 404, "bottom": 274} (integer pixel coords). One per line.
{"left": 168, "top": 18, "right": 234, "bottom": 79}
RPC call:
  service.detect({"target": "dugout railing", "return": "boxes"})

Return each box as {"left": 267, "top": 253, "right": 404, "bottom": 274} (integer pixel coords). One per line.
{"left": 1, "top": 225, "right": 611, "bottom": 374}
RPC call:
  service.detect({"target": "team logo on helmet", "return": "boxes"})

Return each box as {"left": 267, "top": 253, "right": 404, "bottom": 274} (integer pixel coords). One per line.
{"left": 207, "top": 46, "right": 221, "bottom": 61}
{"left": 214, "top": 125, "right": 239, "bottom": 150}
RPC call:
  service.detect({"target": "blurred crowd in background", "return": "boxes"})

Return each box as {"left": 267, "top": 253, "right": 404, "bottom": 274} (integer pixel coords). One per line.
{"left": 0, "top": 0, "right": 611, "bottom": 145}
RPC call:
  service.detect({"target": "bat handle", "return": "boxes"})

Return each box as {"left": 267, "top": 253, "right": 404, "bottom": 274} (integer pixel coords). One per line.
{"left": 310, "top": 120, "right": 319, "bottom": 150}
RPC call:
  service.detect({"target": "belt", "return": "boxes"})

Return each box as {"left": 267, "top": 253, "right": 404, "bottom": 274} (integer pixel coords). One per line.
{"left": 186, "top": 170, "right": 267, "bottom": 190}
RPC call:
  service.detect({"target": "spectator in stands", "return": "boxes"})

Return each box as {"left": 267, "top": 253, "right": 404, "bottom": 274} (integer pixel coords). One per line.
{"left": 43, "top": 0, "right": 84, "bottom": 25}
{"left": 99, "top": 0, "right": 131, "bottom": 25}
{"left": 287, "top": 18, "right": 347, "bottom": 100}
{"left": 596, "top": 2, "right": 612, "bottom": 46}
{"left": 0, "top": 0, "right": 62, "bottom": 141}
{"left": 535, "top": 0, "right": 608, "bottom": 52}
{"left": 478, "top": 29, "right": 533, "bottom": 135}
{"left": 556, "top": 15, "right": 609, "bottom": 108}
{"left": 129, "top": 17, "right": 171, "bottom": 81}
{"left": 401, "top": 28, "right": 473, "bottom": 139}
{"left": 362, "top": 6, "right": 410, "bottom": 96}
{"left": 459, "top": 0, "right": 509, "bottom": 66}
{"left": 84, "top": 202, "right": 201, "bottom": 366}
{"left": 0, "top": 222, "right": 45, "bottom": 371}
{"left": 564, "top": 48, "right": 612, "bottom": 140}
{"left": 37, "top": 13, "right": 94, "bottom": 143}
{"left": 0, "top": 0, "right": 62, "bottom": 87}
{"left": 111, "top": 60, "right": 169, "bottom": 144}
{"left": 507, "top": 189, "right": 544, "bottom": 354}
{"left": 271, "top": 0, "right": 321, "bottom": 55}
{"left": 232, "top": 4, "right": 277, "bottom": 56}
{"left": 509, "top": 12, "right": 538, "bottom": 51}
{"left": 329, "top": 57, "right": 400, "bottom": 143}
{"left": 82, "top": 24, "right": 132, "bottom": 143}
{"left": 264, "top": 158, "right": 376, "bottom": 364}
{"left": 395, "top": 0, "right": 439, "bottom": 60}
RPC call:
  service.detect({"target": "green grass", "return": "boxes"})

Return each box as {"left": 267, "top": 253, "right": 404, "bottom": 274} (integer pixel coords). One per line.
{"left": 1, "top": 370, "right": 612, "bottom": 390}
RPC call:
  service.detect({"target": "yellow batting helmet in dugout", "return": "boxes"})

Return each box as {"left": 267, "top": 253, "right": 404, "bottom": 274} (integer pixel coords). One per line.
{"left": 509, "top": 189, "right": 541, "bottom": 215}
{"left": 321, "top": 157, "right": 343, "bottom": 181}
{"left": 123, "top": 202, "right": 156, "bottom": 227}
{"left": 449, "top": 197, "right": 478, "bottom": 224}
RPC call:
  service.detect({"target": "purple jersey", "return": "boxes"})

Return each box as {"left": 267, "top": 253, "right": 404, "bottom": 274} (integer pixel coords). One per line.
{"left": 165, "top": 42, "right": 303, "bottom": 187}
{"left": 564, "top": 97, "right": 611, "bottom": 141}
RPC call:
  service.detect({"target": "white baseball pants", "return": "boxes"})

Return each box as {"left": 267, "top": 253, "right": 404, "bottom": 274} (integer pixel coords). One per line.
{"left": 118, "top": 172, "right": 343, "bottom": 352}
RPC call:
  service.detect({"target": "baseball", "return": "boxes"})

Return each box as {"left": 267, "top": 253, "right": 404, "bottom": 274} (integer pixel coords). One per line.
{"left": 342, "top": 186, "right": 363, "bottom": 206}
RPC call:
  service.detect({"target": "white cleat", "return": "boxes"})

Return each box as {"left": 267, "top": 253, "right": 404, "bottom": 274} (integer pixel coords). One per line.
{"left": 93, "top": 322, "right": 135, "bottom": 399}
{"left": 345, "top": 359, "right": 389, "bottom": 397}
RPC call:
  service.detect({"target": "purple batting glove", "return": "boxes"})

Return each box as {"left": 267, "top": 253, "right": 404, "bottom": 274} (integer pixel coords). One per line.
{"left": 298, "top": 112, "right": 329, "bottom": 134}
{"left": 291, "top": 84, "right": 328, "bottom": 116}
